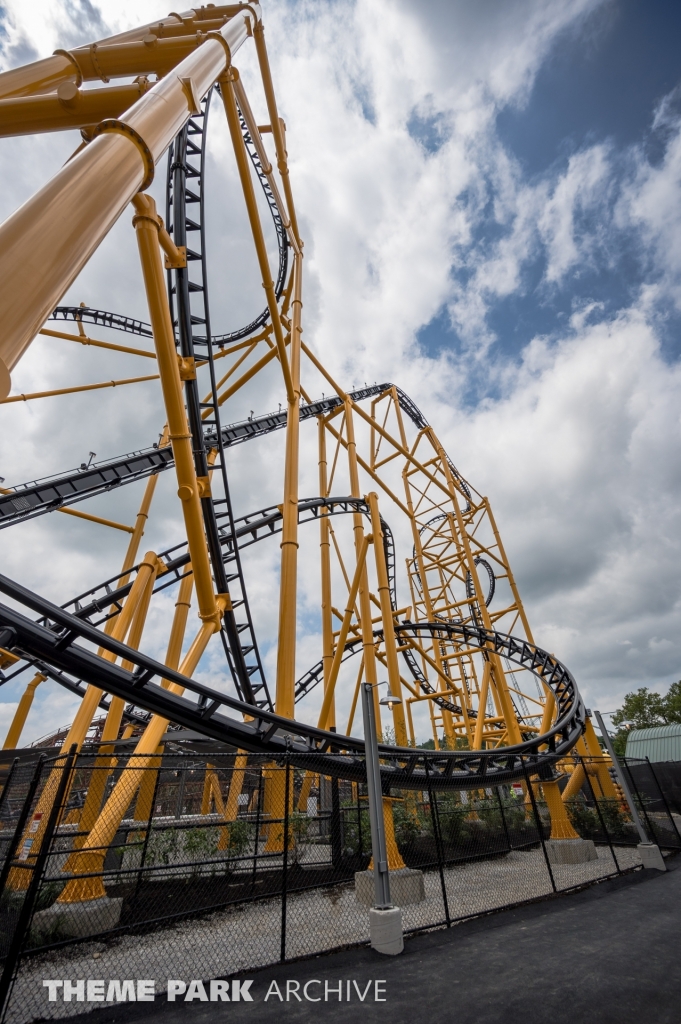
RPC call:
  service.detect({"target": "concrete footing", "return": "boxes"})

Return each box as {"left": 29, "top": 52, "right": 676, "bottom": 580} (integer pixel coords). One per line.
{"left": 638, "top": 842, "right": 666, "bottom": 871}
{"left": 545, "top": 838, "right": 598, "bottom": 865}
{"left": 32, "top": 896, "right": 123, "bottom": 942}
{"left": 355, "top": 868, "right": 425, "bottom": 906}
{"left": 369, "top": 906, "right": 403, "bottom": 956}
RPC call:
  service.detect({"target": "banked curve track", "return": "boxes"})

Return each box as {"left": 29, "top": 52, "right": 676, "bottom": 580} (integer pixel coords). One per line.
{"left": 0, "top": 570, "right": 586, "bottom": 791}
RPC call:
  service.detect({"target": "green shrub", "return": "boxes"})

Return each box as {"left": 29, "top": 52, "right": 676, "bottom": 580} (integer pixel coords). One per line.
{"left": 392, "top": 804, "right": 425, "bottom": 849}
{"left": 566, "top": 799, "right": 598, "bottom": 838}
{"left": 597, "top": 798, "right": 632, "bottom": 838}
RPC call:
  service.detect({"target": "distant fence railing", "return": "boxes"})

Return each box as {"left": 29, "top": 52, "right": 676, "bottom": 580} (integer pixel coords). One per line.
{"left": 0, "top": 749, "right": 678, "bottom": 1023}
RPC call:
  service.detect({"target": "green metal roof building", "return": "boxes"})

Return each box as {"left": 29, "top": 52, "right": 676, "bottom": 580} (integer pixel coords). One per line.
{"left": 625, "top": 723, "right": 681, "bottom": 762}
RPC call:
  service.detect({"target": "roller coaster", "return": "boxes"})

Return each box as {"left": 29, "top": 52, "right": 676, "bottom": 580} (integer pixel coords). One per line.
{"left": 0, "top": 3, "right": 614, "bottom": 908}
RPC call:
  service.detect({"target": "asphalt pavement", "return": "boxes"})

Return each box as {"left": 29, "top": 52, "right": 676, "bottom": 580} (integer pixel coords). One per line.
{"left": 63, "top": 857, "right": 681, "bottom": 1024}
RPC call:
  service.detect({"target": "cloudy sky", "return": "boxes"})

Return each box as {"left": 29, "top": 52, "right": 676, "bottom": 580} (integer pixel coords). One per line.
{"left": 1, "top": 0, "right": 680, "bottom": 743}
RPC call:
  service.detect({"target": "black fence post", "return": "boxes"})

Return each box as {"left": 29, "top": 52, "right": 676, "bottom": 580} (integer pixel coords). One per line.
{"left": 425, "top": 758, "right": 450, "bottom": 926}
{"left": 580, "top": 755, "right": 621, "bottom": 874}
{"left": 522, "top": 761, "right": 556, "bottom": 893}
{"left": 130, "top": 764, "right": 163, "bottom": 916}
{"left": 0, "top": 756, "right": 44, "bottom": 898}
{"left": 495, "top": 786, "right": 512, "bottom": 852}
{"left": 330, "top": 775, "right": 342, "bottom": 868}
{"left": 0, "top": 759, "right": 19, "bottom": 819}
{"left": 645, "top": 757, "right": 681, "bottom": 845}
{"left": 251, "top": 765, "right": 263, "bottom": 894}
{"left": 0, "top": 746, "right": 76, "bottom": 1021}
{"left": 280, "top": 758, "right": 291, "bottom": 963}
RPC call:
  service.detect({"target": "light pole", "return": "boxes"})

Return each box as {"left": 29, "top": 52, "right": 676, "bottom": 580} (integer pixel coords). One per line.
{"left": 593, "top": 709, "right": 666, "bottom": 871}
{"left": 361, "top": 680, "right": 404, "bottom": 954}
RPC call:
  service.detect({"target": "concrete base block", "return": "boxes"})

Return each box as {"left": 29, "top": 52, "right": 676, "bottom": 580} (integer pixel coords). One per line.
{"left": 545, "top": 838, "right": 598, "bottom": 865}
{"left": 32, "top": 896, "right": 123, "bottom": 942}
{"left": 369, "top": 906, "right": 403, "bottom": 956}
{"left": 638, "top": 843, "right": 666, "bottom": 871}
{"left": 355, "top": 868, "right": 425, "bottom": 906}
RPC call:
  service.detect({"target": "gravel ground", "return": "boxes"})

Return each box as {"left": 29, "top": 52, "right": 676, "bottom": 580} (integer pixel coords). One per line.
{"left": 5, "top": 844, "right": 642, "bottom": 1024}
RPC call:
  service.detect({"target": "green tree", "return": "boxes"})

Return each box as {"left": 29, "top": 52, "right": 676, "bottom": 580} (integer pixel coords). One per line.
{"left": 611, "top": 687, "right": 667, "bottom": 729}
{"left": 663, "top": 681, "right": 681, "bottom": 724}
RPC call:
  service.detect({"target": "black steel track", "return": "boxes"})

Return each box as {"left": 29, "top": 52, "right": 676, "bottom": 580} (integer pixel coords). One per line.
{"left": 0, "top": 574, "right": 585, "bottom": 790}
{"left": 0, "top": 384, "right": 470, "bottom": 529}
{"left": 165, "top": 90, "right": 269, "bottom": 711}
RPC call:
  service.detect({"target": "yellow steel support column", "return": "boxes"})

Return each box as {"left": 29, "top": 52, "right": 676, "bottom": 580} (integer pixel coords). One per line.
{"left": 344, "top": 403, "right": 405, "bottom": 870}
{"left": 2, "top": 673, "right": 45, "bottom": 750}
{"left": 133, "top": 569, "right": 194, "bottom": 822}
{"left": 252, "top": 21, "right": 302, "bottom": 248}
{"left": 58, "top": 610, "right": 222, "bottom": 904}
{"left": 7, "top": 553, "right": 159, "bottom": 890}
{"left": 584, "top": 717, "right": 617, "bottom": 798}
{"left": 318, "top": 418, "right": 335, "bottom": 727}
{"left": 317, "top": 534, "right": 372, "bottom": 731}
{"left": 367, "top": 492, "right": 408, "bottom": 746}
{"left": 74, "top": 559, "right": 160, "bottom": 845}
{"left": 132, "top": 193, "right": 220, "bottom": 631}
{"left": 219, "top": 70, "right": 294, "bottom": 404}
{"left": 274, "top": 252, "right": 302, "bottom": 720}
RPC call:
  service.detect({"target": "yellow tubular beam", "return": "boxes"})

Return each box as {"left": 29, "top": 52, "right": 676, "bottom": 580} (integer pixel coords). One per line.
{"left": 0, "top": 374, "right": 159, "bottom": 403}
{"left": 219, "top": 70, "right": 294, "bottom": 405}
{"left": 58, "top": 610, "right": 220, "bottom": 904}
{"left": 7, "top": 553, "right": 159, "bottom": 890}
{"left": 318, "top": 419, "right": 335, "bottom": 727}
{"left": 346, "top": 655, "right": 365, "bottom": 734}
{"left": 232, "top": 76, "right": 300, "bottom": 255}
{"left": 0, "top": 9, "right": 242, "bottom": 99}
{"left": 133, "top": 569, "right": 195, "bottom": 821}
{"left": 201, "top": 340, "right": 258, "bottom": 415}
{"left": 317, "top": 534, "right": 372, "bottom": 731}
{"left": 2, "top": 673, "right": 45, "bottom": 749}
{"left": 132, "top": 193, "right": 218, "bottom": 628}
{"left": 275, "top": 253, "right": 302, "bottom": 719}
{"left": 71, "top": 561, "right": 159, "bottom": 849}
{"left": 0, "top": 7, "right": 257, "bottom": 399}
{"left": 58, "top": 507, "right": 134, "bottom": 533}
{"left": 367, "top": 492, "right": 408, "bottom": 746}
{"left": 472, "top": 661, "right": 492, "bottom": 750}
{"left": 0, "top": 82, "right": 152, "bottom": 137}
{"left": 252, "top": 22, "right": 302, "bottom": 247}
{"left": 222, "top": 754, "right": 248, "bottom": 824}
{"left": 216, "top": 344, "right": 279, "bottom": 407}
{"left": 583, "top": 717, "right": 617, "bottom": 798}
{"left": 39, "top": 328, "right": 156, "bottom": 359}
{"left": 120, "top": 455, "right": 165, "bottom": 579}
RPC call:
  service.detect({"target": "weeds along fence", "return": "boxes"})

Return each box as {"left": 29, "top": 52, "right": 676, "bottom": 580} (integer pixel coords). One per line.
{"left": 0, "top": 749, "right": 679, "bottom": 1023}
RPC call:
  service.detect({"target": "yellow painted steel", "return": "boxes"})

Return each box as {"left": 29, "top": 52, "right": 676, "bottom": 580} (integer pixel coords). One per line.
{"left": 0, "top": 7, "right": 257, "bottom": 399}
{"left": 39, "top": 327, "right": 156, "bottom": 359}
{"left": 132, "top": 192, "right": 219, "bottom": 630}
{"left": 275, "top": 252, "right": 303, "bottom": 718}
{"left": 0, "top": 374, "right": 159, "bottom": 403}
{"left": 2, "top": 673, "right": 45, "bottom": 750}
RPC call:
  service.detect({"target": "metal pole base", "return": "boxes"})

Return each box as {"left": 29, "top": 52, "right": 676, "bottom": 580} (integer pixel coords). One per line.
{"left": 369, "top": 905, "right": 403, "bottom": 955}
{"left": 638, "top": 843, "right": 666, "bottom": 871}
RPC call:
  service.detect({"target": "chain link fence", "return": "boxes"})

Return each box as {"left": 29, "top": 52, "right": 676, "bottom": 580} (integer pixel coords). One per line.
{"left": 0, "top": 749, "right": 678, "bottom": 1023}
